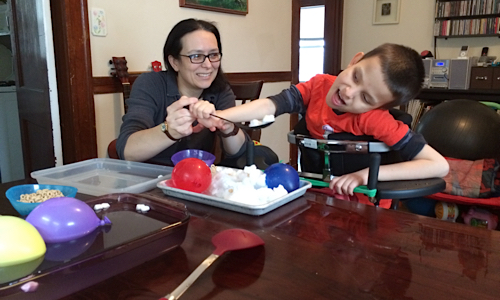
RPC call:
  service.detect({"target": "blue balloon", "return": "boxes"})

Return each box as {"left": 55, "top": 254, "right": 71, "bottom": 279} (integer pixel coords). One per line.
{"left": 264, "top": 163, "right": 300, "bottom": 192}
{"left": 26, "top": 197, "right": 111, "bottom": 243}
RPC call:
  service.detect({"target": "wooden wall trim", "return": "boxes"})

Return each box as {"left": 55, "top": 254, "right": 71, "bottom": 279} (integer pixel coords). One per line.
{"left": 324, "top": 0, "right": 344, "bottom": 76}
{"left": 300, "top": 0, "right": 324, "bottom": 6}
{"left": 226, "top": 71, "right": 292, "bottom": 83}
{"left": 93, "top": 71, "right": 292, "bottom": 95}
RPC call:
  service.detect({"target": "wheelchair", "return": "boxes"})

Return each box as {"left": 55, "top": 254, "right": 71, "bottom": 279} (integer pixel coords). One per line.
{"left": 288, "top": 109, "right": 445, "bottom": 208}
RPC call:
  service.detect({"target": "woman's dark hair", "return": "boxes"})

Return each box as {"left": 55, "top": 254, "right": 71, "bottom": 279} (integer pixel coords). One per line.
{"left": 360, "top": 43, "right": 425, "bottom": 109}
{"left": 163, "top": 18, "right": 228, "bottom": 93}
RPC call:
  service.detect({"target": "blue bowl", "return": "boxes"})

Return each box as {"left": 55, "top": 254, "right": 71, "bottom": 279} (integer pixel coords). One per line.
{"left": 6, "top": 184, "right": 78, "bottom": 216}
{"left": 171, "top": 149, "right": 216, "bottom": 166}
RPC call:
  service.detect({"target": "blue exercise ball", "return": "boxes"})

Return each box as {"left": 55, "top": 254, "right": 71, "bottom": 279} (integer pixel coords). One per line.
{"left": 415, "top": 100, "right": 500, "bottom": 160}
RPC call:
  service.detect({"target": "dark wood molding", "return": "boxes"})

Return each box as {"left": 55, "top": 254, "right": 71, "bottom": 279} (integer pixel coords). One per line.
{"left": 418, "top": 89, "right": 500, "bottom": 103}
{"left": 51, "top": 0, "right": 97, "bottom": 163}
{"left": 93, "top": 71, "right": 292, "bottom": 95}
{"left": 226, "top": 71, "right": 292, "bottom": 83}
{"left": 324, "top": 0, "right": 343, "bottom": 76}
{"left": 290, "top": 0, "right": 301, "bottom": 167}
{"left": 300, "top": 0, "right": 324, "bottom": 7}
{"left": 93, "top": 76, "right": 132, "bottom": 95}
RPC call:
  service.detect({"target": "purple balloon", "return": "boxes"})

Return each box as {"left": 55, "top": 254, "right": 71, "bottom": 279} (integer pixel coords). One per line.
{"left": 26, "top": 197, "right": 111, "bottom": 243}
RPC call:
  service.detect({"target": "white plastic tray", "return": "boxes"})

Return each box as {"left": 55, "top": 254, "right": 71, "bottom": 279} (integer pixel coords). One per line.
{"left": 157, "top": 178, "right": 312, "bottom": 216}
{"left": 31, "top": 158, "right": 173, "bottom": 196}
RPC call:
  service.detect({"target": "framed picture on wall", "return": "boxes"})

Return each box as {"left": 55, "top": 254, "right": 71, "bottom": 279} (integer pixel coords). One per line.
{"left": 179, "top": 0, "right": 248, "bottom": 15}
{"left": 372, "top": 0, "right": 400, "bottom": 25}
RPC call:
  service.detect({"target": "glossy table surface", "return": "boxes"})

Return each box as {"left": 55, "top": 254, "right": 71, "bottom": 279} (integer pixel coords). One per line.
{"left": 2, "top": 181, "right": 500, "bottom": 300}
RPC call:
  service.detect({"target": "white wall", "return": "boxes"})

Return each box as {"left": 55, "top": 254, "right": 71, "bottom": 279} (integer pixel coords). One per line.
{"left": 342, "top": 0, "right": 500, "bottom": 68}
{"left": 88, "top": 0, "right": 292, "bottom": 162}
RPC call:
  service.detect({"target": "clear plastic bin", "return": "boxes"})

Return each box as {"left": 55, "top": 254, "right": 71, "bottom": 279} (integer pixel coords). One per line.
{"left": 31, "top": 158, "right": 173, "bottom": 196}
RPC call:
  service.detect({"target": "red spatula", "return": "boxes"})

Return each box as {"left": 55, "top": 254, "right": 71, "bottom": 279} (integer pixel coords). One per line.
{"left": 160, "top": 228, "right": 265, "bottom": 300}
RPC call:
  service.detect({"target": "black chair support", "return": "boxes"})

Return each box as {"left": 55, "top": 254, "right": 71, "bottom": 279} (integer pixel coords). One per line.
{"left": 288, "top": 110, "right": 445, "bottom": 208}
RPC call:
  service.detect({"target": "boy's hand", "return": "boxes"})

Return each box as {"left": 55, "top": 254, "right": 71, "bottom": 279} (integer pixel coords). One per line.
{"left": 188, "top": 99, "right": 222, "bottom": 132}
{"left": 329, "top": 169, "right": 368, "bottom": 196}
{"left": 189, "top": 101, "right": 230, "bottom": 133}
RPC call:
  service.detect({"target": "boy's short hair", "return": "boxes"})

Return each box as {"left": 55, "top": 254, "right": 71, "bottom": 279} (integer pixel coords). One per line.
{"left": 360, "top": 43, "right": 424, "bottom": 108}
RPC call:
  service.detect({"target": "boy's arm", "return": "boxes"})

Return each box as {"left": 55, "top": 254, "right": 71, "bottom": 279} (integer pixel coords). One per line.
{"left": 216, "top": 85, "right": 305, "bottom": 122}
{"left": 216, "top": 98, "right": 277, "bottom": 122}
{"left": 329, "top": 144, "right": 449, "bottom": 196}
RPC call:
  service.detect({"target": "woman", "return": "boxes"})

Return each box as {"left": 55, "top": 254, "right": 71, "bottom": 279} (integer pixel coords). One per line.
{"left": 116, "top": 18, "right": 247, "bottom": 166}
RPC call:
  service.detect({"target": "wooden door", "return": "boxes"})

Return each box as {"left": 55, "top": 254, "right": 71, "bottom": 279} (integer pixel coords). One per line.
{"left": 9, "top": 0, "right": 55, "bottom": 176}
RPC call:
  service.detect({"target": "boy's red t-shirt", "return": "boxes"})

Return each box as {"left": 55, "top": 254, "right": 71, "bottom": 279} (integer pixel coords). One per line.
{"left": 296, "top": 74, "right": 409, "bottom": 147}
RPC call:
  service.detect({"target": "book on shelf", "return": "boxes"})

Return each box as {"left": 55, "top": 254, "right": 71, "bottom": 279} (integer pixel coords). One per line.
{"left": 435, "top": 0, "right": 500, "bottom": 18}
{"left": 406, "top": 100, "right": 435, "bottom": 129}
{"left": 434, "top": 17, "right": 500, "bottom": 36}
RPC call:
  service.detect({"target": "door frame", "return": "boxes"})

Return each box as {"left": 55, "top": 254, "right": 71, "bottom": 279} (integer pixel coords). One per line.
{"left": 50, "top": 0, "right": 97, "bottom": 164}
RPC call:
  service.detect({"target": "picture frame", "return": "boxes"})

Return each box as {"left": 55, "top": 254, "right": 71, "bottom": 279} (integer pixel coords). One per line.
{"left": 179, "top": 0, "right": 248, "bottom": 16}
{"left": 372, "top": 0, "right": 400, "bottom": 25}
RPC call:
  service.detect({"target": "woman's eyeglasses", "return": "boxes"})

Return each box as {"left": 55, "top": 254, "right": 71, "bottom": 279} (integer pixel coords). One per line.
{"left": 180, "top": 53, "right": 222, "bottom": 64}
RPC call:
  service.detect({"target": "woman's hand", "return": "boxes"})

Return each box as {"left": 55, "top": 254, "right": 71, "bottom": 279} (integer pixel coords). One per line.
{"left": 165, "top": 96, "right": 199, "bottom": 139}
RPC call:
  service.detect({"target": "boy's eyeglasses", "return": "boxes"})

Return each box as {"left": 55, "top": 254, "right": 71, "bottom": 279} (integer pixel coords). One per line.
{"left": 179, "top": 53, "right": 222, "bottom": 64}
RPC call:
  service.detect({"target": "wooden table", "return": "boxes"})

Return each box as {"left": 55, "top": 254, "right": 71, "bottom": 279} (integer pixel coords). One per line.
{"left": 2, "top": 184, "right": 500, "bottom": 300}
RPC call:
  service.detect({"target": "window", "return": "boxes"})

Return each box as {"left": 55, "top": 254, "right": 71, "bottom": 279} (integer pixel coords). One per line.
{"left": 299, "top": 5, "right": 324, "bottom": 82}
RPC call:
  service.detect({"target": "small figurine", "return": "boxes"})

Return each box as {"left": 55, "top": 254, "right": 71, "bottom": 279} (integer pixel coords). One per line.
{"left": 462, "top": 207, "right": 498, "bottom": 230}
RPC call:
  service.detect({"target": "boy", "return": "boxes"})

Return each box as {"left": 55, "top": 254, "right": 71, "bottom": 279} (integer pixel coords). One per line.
{"left": 210, "top": 43, "right": 449, "bottom": 196}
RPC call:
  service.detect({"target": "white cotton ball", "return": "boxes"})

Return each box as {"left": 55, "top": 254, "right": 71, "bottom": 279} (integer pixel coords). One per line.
{"left": 21, "top": 281, "right": 39, "bottom": 293}
{"left": 241, "top": 176, "right": 255, "bottom": 187}
{"left": 262, "top": 115, "right": 275, "bottom": 123}
{"left": 234, "top": 170, "right": 246, "bottom": 182}
{"left": 135, "top": 204, "right": 150, "bottom": 213}
{"left": 273, "top": 185, "right": 289, "bottom": 198}
{"left": 249, "top": 119, "right": 263, "bottom": 127}
{"left": 229, "top": 184, "right": 261, "bottom": 204}
{"left": 255, "top": 187, "right": 275, "bottom": 202}
{"left": 254, "top": 174, "right": 267, "bottom": 189}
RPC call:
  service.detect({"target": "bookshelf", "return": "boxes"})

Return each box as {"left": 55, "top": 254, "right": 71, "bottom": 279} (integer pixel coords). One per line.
{"left": 405, "top": 89, "right": 500, "bottom": 128}
{"left": 434, "top": 0, "right": 500, "bottom": 38}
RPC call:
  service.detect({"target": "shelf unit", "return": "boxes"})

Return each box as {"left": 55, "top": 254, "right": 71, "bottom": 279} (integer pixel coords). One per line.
{"left": 434, "top": 0, "right": 500, "bottom": 38}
